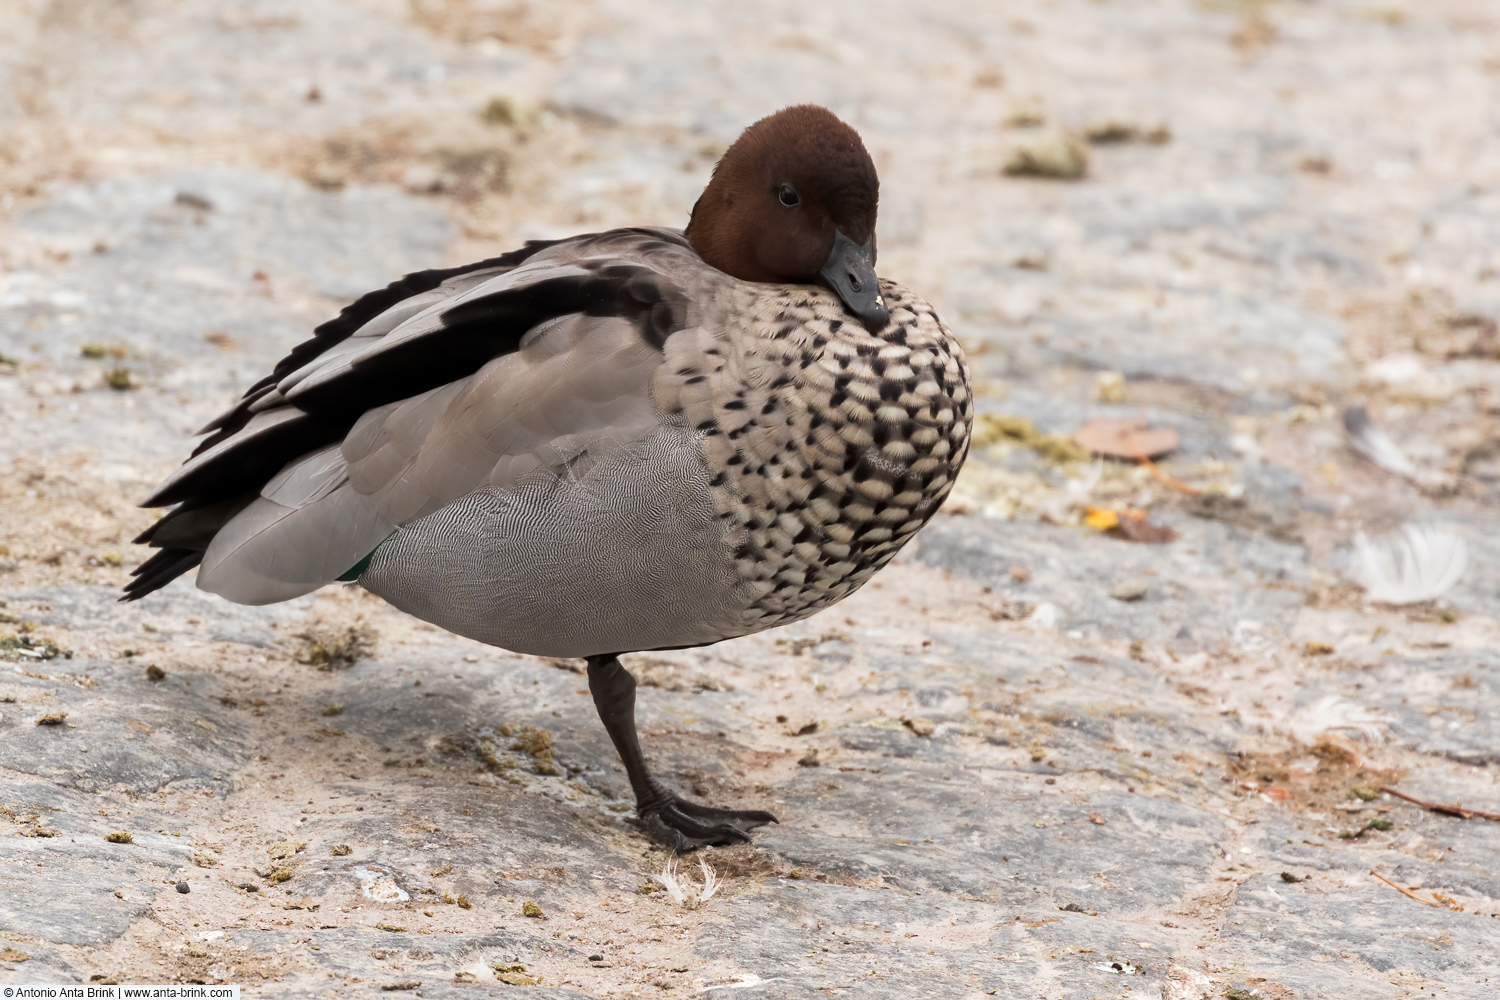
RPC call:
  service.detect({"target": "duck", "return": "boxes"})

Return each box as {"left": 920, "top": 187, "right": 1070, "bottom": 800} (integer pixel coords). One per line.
{"left": 125, "top": 104, "right": 973, "bottom": 850}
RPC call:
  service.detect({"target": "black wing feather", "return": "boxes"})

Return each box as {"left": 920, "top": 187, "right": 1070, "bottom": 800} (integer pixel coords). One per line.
{"left": 194, "top": 239, "right": 564, "bottom": 445}
{"left": 122, "top": 549, "right": 208, "bottom": 601}
{"left": 124, "top": 229, "right": 693, "bottom": 603}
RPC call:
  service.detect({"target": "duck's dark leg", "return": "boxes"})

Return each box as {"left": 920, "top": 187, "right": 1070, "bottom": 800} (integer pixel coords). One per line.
{"left": 586, "top": 653, "right": 777, "bottom": 851}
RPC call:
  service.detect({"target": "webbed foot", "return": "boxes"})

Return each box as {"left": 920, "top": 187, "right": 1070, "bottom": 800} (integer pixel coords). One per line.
{"left": 586, "top": 652, "right": 778, "bottom": 852}
{"left": 638, "top": 790, "right": 777, "bottom": 852}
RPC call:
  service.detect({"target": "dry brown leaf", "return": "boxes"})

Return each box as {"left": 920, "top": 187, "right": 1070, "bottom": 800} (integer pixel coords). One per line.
{"left": 1072, "top": 418, "right": 1179, "bottom": 460}
{"left": 1114, "top": 513, "right": 1178, "bottom": 544}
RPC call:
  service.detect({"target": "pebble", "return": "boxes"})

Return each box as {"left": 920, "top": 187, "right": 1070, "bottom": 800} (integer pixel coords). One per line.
{"left": 1110, "top": 578, "right": 1149, "bottom": 602}
{"left": 175, "top": 882, "right": 190, "bottom": 893}
{"left": 400, "top": 164, "right": 443, "bottom": 194}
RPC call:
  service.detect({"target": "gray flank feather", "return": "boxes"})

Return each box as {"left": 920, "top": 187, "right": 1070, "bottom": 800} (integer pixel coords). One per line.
{"left": 197, "top": 483, "right": 395, "bottom": 605}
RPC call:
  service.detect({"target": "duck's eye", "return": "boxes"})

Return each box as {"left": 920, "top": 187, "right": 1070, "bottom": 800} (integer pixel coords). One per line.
{"left": 777, "top": 185, "right": 800, "bottom": 208}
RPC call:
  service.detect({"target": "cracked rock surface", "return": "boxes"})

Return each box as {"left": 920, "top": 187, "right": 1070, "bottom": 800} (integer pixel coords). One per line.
{"left": 2, "top": 1, "right": 1499, "bottom": 997}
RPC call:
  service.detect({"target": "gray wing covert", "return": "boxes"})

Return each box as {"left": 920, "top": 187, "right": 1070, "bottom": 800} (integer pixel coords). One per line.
{"left": 340, "top": 313, "right": 666, "bottom": 527}
{"left": 126, "top": 228, "right": 698, "bottom": 605}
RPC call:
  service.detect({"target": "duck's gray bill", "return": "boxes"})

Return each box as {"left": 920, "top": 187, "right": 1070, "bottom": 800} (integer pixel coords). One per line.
{"left": 819, "top": 230, "right": 889, "bottom": 331}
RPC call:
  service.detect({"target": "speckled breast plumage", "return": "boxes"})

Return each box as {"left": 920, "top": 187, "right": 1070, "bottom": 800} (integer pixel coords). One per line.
{"left": 657, "top": 278, "right": 973, "bottom": 637}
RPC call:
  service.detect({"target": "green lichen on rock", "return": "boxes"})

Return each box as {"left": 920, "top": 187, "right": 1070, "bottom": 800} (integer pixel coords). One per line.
{"left": 494, "top": 963, "right": 539, "bottom": 985}
{"left": 79, "top": 342, "right": 125, "bottom": 359}
{"left": 295, "top": 623, "right": 377, "bottom": 669}
{"left": 476, "top": 724, "right": 564, "bottom": 780}
{"left": 1003, "top": 131, "right": 1089, "bottom": 180}
{"left": 3, "top": 633, "right": 67, "bottom": 663}
{"left": 1083, "top": 120, "right": 1171, "bottom": 145}
{"left": 969, "top": 413, "right": 1090, "bottom": 466}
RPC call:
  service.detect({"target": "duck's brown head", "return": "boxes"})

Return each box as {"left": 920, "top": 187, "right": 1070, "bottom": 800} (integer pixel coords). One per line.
{"left": 686, "top": 104, "right": 888, "bottom": 330}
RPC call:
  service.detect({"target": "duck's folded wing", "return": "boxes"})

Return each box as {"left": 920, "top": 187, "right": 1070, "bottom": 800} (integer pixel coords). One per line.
{"left": 125, "top": 228, "right": 695, "bottom": 603}
{"left": 340, "top": 311, "right": 666, "bottom": 525}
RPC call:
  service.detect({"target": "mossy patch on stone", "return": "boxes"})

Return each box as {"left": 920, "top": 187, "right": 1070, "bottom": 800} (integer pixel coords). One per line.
{"left": 477, "top": 724, "right": 564, "bottom": 779}
{"left": 1003, "top": 131, "right": 1089, "bottom": 180}
{"left": 103, "top": 367, "right": 137, "bottom": 391}
{"left": 970, "top": 413, "right": 1091, "bottom": 465}
{"left": 1083, "top": 120, "right": 1171, "bottom": 145}
{"left": 295, "top": 623, "right": 378, "bottom": 669}
{"left": 494, "top": 963, "right": 539, "bottom": 985}
{"left": 4, "top": 634, "right": 67, "bottom": 663}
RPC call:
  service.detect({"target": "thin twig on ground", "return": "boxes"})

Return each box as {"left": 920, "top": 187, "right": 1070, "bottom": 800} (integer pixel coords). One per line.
{"left": 1124, "top": 429, "right": 1200, "bottom": 495}
{"left": 1380, "top": 786, "right": 1500, "bottom": 822}
{"left": 1369, "top": 870, "right": 1443, "bottom": 908}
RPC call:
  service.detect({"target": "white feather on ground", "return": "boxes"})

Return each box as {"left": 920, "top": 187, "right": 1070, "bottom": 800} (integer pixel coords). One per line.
{"left": 1351, "top": 522, "right": 1468, "bottom": 605}
{"left": 652, "top": 855, "right": 723, "bottom": 909}
{"left": 697, "top": 975, "right": 784, "bottom": 992}
{"left": 1342, "top": 405, "right": 1454, "bottom": 491}
{"left": 1289, "top": 695, "right": 1394, "bottom": 746}
{"left": 1342, "top": 405, "right": 1417, "bottom": 477}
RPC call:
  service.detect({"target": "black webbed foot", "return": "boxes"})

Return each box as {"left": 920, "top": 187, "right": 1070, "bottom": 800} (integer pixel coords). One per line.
{"left": 638, "top": 790, "right": 777, "bottom": 852}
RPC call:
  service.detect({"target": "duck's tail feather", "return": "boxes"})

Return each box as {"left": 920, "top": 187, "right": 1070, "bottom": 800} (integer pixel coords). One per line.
{"left": 121, "top": 494, "right": 259, "bottom": 601}
{"left": 121, "top": 549, "right": 205, "bottom": 602}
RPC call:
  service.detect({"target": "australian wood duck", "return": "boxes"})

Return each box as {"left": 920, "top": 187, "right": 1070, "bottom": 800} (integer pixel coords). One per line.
{"left": 126, "top": 104, "right": 973, "bottom": 849}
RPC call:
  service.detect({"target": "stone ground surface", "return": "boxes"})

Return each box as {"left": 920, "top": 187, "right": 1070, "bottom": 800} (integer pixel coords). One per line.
{"left": 2, "top": 0, "right": 1500, "bottom": 997}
